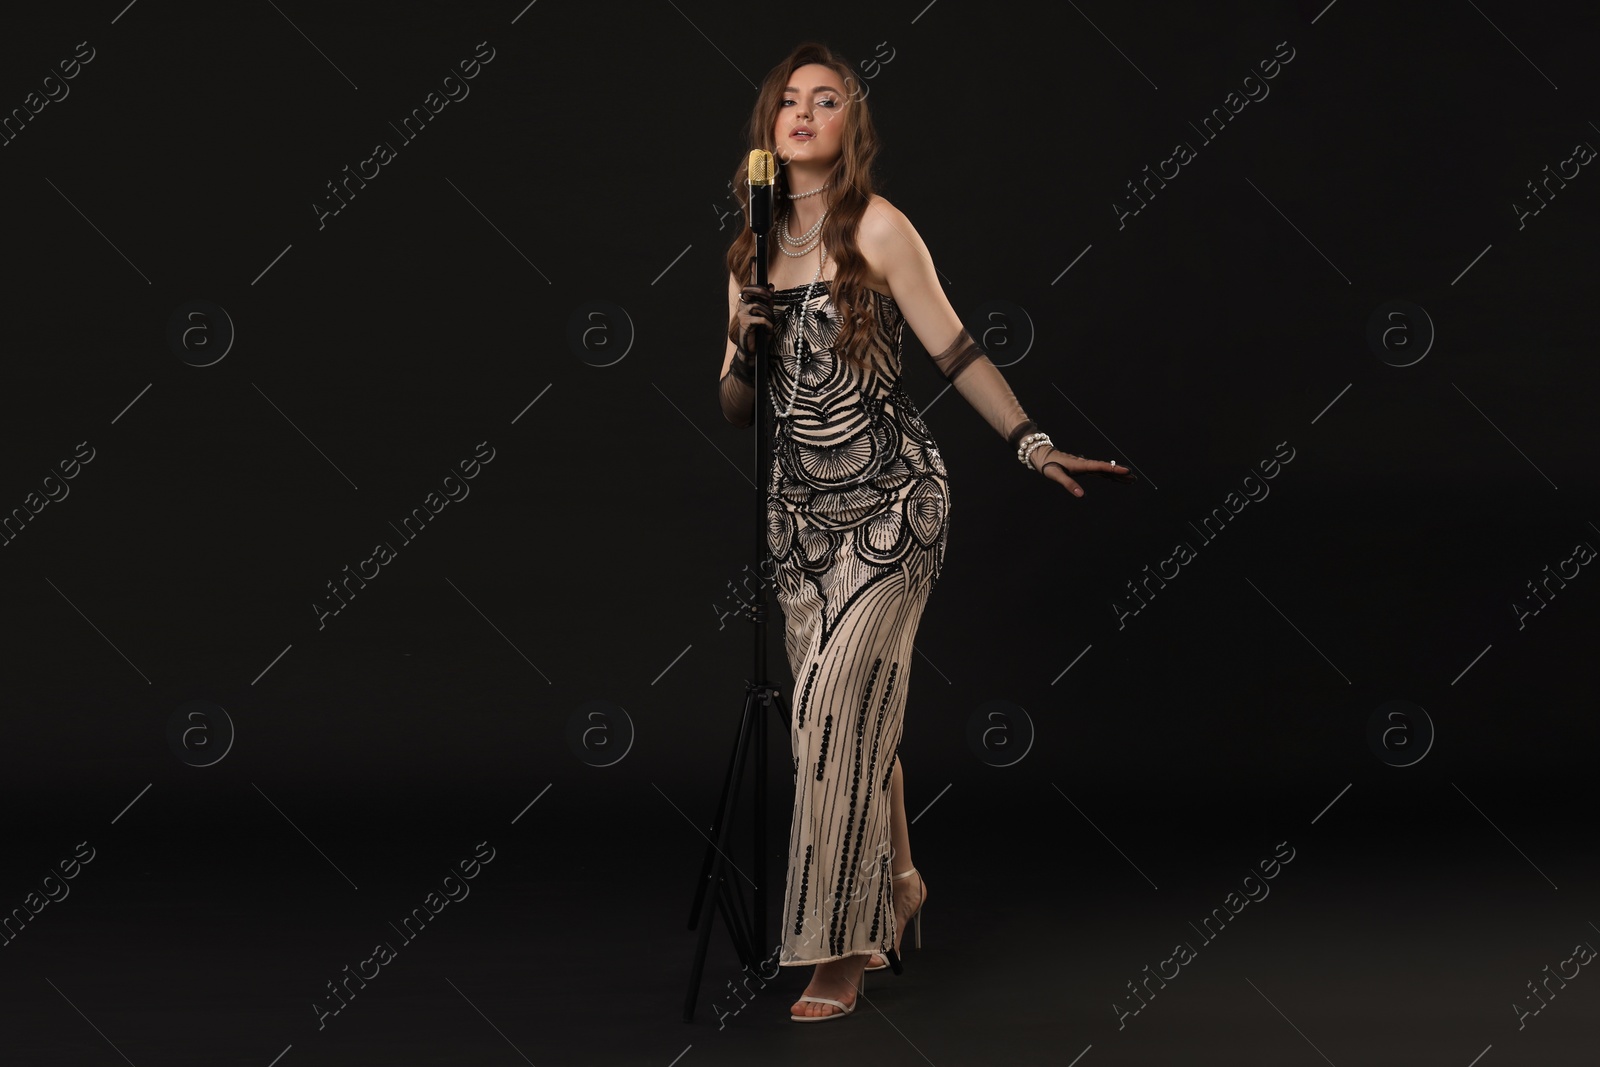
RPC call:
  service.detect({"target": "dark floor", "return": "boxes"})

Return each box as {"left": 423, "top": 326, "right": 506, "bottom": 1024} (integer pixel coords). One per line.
{"left": 3, "top": 782, "right": 1594, "bottom": 1066}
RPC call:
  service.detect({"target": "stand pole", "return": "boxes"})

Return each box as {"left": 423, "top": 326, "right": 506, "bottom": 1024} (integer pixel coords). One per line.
{"left": 682, "top": 205, "right": 786, "bottom": 1023}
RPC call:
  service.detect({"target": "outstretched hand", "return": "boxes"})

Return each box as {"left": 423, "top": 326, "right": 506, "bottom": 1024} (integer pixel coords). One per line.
{"left": 1030, "top": 446, "right": 1137, "bottom": 497}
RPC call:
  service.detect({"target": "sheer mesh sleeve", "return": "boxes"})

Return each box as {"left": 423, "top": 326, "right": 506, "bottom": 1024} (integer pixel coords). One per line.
{"left": 926, "top": 327, "right": 1038, "bottom": 455}
{"left": 719, "top": 349, "right": 756, "bottom": 428}
{"left": 720, "top": 283, "right": 775, "bottom": 428}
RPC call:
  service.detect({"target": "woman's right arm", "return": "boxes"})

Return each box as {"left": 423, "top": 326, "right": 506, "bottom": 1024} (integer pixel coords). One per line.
{"left": 719, "top": 272, "right": 774, "bottom": 427}
{"left": 720, "top": 272, "right": 743, "bottom": 379}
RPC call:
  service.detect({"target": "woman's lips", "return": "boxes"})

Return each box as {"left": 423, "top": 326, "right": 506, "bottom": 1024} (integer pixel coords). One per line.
{"left": 790, "top": 129, "right": 814, "bottom": 139}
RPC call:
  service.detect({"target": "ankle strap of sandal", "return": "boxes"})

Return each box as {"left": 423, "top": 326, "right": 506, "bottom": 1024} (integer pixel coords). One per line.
{"left": 891, "top": 867, "right": 918, "bottom": 880}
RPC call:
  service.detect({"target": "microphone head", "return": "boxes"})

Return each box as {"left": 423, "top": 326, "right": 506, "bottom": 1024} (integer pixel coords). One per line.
{"left": 746, "top": 149, "right": 775, "bottom": 238}
{"left": 747, "top": 149, "right": 775, "bottom": 187}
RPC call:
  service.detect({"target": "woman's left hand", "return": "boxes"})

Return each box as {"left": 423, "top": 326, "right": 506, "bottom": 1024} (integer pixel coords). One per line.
{"left": 1030, "top": 446, "right": 1138, "bottom": 497}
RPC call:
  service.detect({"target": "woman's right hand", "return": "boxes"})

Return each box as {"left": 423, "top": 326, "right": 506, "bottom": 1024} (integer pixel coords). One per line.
{"left": 728, "top": 283, "right": 777, "bottom": 366}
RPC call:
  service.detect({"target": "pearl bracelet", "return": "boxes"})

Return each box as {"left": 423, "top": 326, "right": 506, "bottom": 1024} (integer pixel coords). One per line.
{"left": 1015, "top": 431, "right": 1048, "bottom": 461}
{"left": 1016, "top": 432, "right": 1052, "bottom": 469}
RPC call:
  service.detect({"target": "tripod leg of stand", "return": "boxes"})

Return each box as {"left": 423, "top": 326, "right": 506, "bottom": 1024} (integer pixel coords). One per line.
{"left": 682, "top": 686, "right": 763, "bottom": 1021}
{"left": 685, "top": 689, "right": 752, "bottom": 931}
{"left": 756, "top": 683, "right": 767, "bottom": 957}
{"left": 715, "top": 873, "right": 756, "bottom": 970}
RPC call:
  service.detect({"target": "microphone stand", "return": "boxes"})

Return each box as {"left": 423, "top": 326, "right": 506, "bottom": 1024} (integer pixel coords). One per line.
{"left": 682, "top": 160, "right": 786, "bottom": 1022}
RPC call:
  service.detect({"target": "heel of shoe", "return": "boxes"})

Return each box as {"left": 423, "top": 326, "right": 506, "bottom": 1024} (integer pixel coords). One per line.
{"left": 885, "top": 867, "right": 925, "bottom": 972}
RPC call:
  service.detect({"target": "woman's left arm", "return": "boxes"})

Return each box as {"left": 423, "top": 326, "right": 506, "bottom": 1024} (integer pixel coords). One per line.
{"left": 864, "top": 198, "right": 1133, "bottom": 496}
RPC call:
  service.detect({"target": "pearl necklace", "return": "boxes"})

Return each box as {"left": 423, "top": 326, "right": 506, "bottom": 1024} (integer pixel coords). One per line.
{"left": 780, "top": 243, "right": 826, "bottom": 421}
{"left": 786, "top": 182, "right": 830, "bottom": 200}
{"left": 777, "top": 208, "right": 826, "bottom": 257}
{"left": 781, "top": 211, "right": 826, "bottom": 243}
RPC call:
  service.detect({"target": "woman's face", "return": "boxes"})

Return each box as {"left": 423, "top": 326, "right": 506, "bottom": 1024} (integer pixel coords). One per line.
{"left": 773, "top": 63, "right": 847, "bottom": 168}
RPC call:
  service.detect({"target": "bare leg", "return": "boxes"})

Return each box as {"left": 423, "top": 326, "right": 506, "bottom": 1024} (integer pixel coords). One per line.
{"left": 887, "top": 756, "right": 912, "bottom": 876}
{"left": 867, "top": 757, "right": 929, "bottom": 969}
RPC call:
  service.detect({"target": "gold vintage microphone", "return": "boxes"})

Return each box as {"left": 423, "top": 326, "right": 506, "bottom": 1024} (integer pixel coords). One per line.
{"left": 746, "top": 149, "right": 775, "bottom": 285}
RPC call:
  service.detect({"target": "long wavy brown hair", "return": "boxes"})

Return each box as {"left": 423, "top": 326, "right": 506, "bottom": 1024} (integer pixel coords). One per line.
{"left": 725, "top": 42, "right": 882, "bottom": 372}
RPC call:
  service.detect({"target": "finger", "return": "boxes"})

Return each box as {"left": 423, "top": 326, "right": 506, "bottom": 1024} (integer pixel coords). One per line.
{"left": 1040, "top": 460, "right": 1085, "bottom": 497}
{"left": 1084, "top": 460, "right": 1137, "bottom": 481}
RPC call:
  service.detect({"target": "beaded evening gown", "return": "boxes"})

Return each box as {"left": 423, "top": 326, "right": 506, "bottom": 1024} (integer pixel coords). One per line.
{"left": 763, "top": 280, "right": 950, "bottom": 966}
{"left": 718, "top": 275, "right": 1036, "bottom": 967}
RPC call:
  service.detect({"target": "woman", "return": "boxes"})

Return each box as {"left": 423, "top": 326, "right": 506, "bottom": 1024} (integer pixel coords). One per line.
{"left": 717, "top": 42, "right": 1134, "bottom": 1023}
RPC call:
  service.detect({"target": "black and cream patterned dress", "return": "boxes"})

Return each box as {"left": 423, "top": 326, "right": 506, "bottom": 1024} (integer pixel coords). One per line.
{"left": 765, "top": 279, "right": 950, "bottom": 966}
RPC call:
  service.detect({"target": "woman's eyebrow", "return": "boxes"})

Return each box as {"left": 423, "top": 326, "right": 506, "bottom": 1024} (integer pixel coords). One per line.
{"left": 783, "top": 85, "right": 842, "bottom": 94}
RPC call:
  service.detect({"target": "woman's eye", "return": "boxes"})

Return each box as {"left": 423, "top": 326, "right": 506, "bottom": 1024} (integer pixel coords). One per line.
{"left": 780, "top": 98, "right": 795, "bottom": 106}
{"left": 817, "top": 98, "right": 838, "bottom": 108}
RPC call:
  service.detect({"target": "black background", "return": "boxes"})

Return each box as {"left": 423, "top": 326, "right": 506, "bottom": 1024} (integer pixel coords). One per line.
{"left": 2, "top": 1, "right": 1596, "bottom": 1064}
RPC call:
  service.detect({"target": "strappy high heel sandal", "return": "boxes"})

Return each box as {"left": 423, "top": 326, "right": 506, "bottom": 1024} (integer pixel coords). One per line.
{"left": 789, "top": 992, "right": 857, "bottom": 1022}
{"left": 789, "top": 969, "right": 862, "bottom": 1022}
{"left": 865, "top": 867, "right": 925, "bottom": 973}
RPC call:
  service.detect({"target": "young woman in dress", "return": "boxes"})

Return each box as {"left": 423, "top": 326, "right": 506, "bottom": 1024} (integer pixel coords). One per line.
{"left": 718, "top": 41, "right": 1134, "bottom": 1023}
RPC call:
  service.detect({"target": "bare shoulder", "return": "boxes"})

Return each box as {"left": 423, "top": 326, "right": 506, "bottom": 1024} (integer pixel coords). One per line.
{"left": 857, "top": 195, "right": 926, "bottom": 291}
{"left": 858, "top": 195, "right": 916, "bottom": 245}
